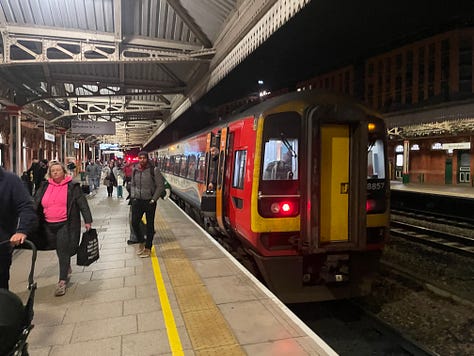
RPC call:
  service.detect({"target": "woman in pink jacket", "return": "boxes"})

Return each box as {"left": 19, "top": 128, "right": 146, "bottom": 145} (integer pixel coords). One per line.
{"left": 34, "top": 162, "right": 93, "bottom": 296}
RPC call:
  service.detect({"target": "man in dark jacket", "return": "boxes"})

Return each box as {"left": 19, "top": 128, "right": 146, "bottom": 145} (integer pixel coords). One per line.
{"left": 130, "top": 151, "right": 165, "bottom": 258}
{"left": 0, "top": 167, "right": 38, "bottom": 289}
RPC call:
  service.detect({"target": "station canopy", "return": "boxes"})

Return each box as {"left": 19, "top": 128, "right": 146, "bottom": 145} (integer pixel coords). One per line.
{"left": 0, "top": 0, "right": 310, "bottom": 149}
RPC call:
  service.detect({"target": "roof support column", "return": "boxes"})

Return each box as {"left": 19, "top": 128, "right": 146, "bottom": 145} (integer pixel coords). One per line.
{"left": 8, "top": 107, "right": 22, "bottom": 176}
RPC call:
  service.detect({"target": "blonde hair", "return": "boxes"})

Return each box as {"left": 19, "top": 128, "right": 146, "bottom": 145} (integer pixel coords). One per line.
{"left": 46, "top": 161, "right": 67, "bottom": 178}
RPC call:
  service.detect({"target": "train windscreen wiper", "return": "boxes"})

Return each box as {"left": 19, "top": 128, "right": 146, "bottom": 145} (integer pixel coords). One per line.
{"left": 280, "top": 133, "right": 297, "bottom": 158}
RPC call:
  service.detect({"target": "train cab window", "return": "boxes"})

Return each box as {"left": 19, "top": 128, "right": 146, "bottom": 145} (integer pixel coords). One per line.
{"left": 367, "top": 136, "right": 385, "bottom": 179}
{"left": 232, "top": 150, "right": 247, "bottom": 189}
{"left": 261, "top": 112, "right": 300, "bottom": 181}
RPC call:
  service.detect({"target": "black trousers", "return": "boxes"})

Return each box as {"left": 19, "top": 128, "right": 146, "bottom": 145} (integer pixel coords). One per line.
{"left": 0, "top": 244, "right": 12, "bottom": 289}
{"left": 131, "top": 199, "right": 156, "bottom": 249}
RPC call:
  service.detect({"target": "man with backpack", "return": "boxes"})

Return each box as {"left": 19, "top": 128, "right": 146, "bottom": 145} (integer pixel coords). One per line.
{"left": 130, "top": 151, "right": 165, "bottom": 258}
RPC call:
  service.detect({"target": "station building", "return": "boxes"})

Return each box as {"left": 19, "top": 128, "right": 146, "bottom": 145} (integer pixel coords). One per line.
{"left": 297, "top": 27, "right": 474, "bottom": 186}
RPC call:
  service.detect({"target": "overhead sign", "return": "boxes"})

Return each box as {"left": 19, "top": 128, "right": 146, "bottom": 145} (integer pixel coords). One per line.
{"left": 44, "top": 131, "right": 55, "bottom": 142}
{"left": 74, "top": 142, "right": 80, "bottom": 149}
{"left": 71, "top": 120, "right": 116, "bottom": 135}
{"left": 100, "top": 143, "right": 120, "bottom": 150}
{"left": 442, "top": 142, "right": 470, "bottom": 150}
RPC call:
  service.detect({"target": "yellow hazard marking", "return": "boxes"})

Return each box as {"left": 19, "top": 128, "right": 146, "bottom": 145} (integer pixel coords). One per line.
{"left": 150, "top": 246, "right": 184, "bottom": 356}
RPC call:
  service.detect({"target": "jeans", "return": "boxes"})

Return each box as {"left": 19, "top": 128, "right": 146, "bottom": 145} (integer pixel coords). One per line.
{"left": 44, "top": 221, "right": 70, "bottom": 281}
{"left": 131, "top": 199, "right": 156, "bottom": 249}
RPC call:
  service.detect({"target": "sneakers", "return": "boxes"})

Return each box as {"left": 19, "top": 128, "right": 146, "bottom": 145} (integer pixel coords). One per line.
{"left": 139, "top": 248, "right": 151, "bottom": 258}
{"left": 55, "top": 280, "right": 67, "bottom": 297}
{"left": 136, "top": 243, "right": 145, "bottom": 255}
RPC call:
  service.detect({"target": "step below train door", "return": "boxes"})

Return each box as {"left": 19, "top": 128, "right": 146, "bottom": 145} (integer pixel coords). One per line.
{"left": 319, "top": 124, "right": 350, "bottom": 243}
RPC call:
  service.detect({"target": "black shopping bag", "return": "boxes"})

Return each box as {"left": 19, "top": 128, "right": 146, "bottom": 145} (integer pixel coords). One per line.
{"left": 77, "top": 228, "right": 99, "bottom": 266}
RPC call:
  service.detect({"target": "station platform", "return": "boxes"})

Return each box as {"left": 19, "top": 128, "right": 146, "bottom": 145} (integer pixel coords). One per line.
{"left": 390, "top": 180, "right": 474, "bottom": 199}
{"left": 9, "top": 186, "right": 336, "bottom": 356}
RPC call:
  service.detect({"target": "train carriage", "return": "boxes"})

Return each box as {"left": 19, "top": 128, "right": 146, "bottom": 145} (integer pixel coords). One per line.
{"left": 154, "top": 91, "right": 389, "bottom": 303}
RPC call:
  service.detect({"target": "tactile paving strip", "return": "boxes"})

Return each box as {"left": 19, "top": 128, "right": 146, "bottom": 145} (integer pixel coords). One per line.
{"left": 154, "top": 209, "right": 246, "bottom": 355}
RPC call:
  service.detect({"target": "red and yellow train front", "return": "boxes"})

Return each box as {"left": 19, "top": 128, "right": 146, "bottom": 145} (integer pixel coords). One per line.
{"left": 228, "top": 98, "right": 389, "bottom": 303}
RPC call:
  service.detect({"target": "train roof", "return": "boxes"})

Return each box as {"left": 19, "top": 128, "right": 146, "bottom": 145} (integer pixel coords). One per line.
{"left": 156, "top": 90, "right": 383, "bottom": 149}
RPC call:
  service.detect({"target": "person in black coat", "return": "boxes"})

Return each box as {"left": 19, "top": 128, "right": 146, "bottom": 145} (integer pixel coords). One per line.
{"left": 0, "top": 167, "right": 38, "bottom": 289}
{"left": 34, "top": 162, "right": 92, "bottom": 296}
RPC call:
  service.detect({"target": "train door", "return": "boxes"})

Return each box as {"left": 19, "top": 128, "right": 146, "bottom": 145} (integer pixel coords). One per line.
{"left": 319, "top": 125, "right": 350, "bottom": 243}
{"left": 445, "top": 158, "right": 452, "bottom": 184}
{"left": 215, "top": 128, "right": 228, "bottom": 231}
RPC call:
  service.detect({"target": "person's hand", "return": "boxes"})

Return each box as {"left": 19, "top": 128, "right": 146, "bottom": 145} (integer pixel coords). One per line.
{"left": 10, "top": 233, "right": 27, "bottom": 246}
{"left": 164, "top": 188, "right": 171, "bottom": 200}
{"left": 84, "top": 223, "right": 91, "bottom": 231}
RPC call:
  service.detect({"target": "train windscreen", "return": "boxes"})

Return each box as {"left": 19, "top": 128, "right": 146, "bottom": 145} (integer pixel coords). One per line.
{"left": 261, "top": 112, "right": 300, "bottom": 181}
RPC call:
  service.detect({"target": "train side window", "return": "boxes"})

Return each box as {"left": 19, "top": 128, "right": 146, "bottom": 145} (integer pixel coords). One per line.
{"left": 187, "top": 154, "right": 197, "bottom": 180}
{"left": 173, "top": 156, "right": 181, "bottom": 175}
{"left": 196, "top": 155, "right": 206, "bottom": 182}
{"left": 233, "top": 150, "right": 247, "bottom": 189}
{"left": 179, "top": 155, "right": 188, "bottom": 177}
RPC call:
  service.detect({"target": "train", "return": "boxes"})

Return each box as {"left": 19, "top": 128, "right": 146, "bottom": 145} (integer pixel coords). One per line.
{"left": 152, "top": 90, "right": 389, "bottom": 303}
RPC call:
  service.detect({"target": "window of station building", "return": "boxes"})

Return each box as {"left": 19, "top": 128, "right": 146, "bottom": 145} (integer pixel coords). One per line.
{"left": 396, "top": 154, "right": 403, "bottom": 167}
{"left": 418, "top": 47, "right": 426, "bottom": 101}
{"left": 232, "top": 150, "right": 247, "bottom": 189}
{"left": 196, "top": 155, "right": 206, "bottom": 183}
{"left": 405, "top": 50, "right": 413, "bottom": 105}
{"left": 459, "top": 36, "right": 472, "bottom": 93}
{"left": 441, "top": 39, "right": 450, "bottom": 98}
{"left": 428, "top": 43, "right": 436, "bottom": 97}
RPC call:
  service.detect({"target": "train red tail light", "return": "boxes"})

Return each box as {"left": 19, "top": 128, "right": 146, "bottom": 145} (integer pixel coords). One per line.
{"left": 259, "top": 197, "right": 299, "bottom": 218}
{"left": 270, "top": 201, "right": 294, "bottom": 215}
{"left": 366, "top": 199, "right": 376, "bottom": 212}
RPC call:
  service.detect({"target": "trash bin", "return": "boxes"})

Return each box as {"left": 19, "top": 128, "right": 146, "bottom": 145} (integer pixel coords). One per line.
{"left": 402, "top": 173, "right": 409, "bottom": 184}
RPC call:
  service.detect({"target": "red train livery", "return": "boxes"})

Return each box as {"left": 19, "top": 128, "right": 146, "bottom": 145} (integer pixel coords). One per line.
{"left": 153, "top": 91, "right": 389, "bottom": 303}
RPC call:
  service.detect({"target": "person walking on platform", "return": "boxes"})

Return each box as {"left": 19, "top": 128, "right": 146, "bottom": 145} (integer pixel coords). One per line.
{"left": 34, "top": 162, "right": 93, "bottom": 296}
{"left": 85, "top": 159, "right": 101, "bottom": 192}
{"left": 28, "top": 158, "right": 48, "bottom": 194}
{"left": 0, "top": 167, "right": 37, "bottom": 290}
{"left": 130, "top": 151, "right": 165, "bottom": 258}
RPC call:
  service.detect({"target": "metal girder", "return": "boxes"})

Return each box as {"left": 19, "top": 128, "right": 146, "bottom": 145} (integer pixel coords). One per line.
{"left": 53, "top": 97, "right": 170, "bottom": 121}
{"left": 0, "top": 27, "right": 215, "bottom": 65}
{"left": 145, "top": 0, "right": 311, "bottom": 146}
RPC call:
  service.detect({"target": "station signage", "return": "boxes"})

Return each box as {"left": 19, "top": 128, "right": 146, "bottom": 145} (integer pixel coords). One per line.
{"left": 442, "top": 142, "right": 470, "bottom": 150}
{"left": 74, "top": 142, "right": 80, "bottom": 149}
{"left": 71, "top": 120, "right": 116, "bottom": 135}
{"left": 44, "top": 131, "right": 55, "bottom": 142}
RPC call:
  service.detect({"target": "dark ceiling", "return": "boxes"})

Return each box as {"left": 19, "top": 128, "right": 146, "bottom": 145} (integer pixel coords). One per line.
{"left": 146, "top": 0, "right": 474, "bottom": 150}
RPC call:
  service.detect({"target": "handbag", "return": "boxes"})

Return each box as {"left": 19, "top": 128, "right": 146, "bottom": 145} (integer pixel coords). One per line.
{"left": 77, "top": 228, "right": 100, "bottom": 266}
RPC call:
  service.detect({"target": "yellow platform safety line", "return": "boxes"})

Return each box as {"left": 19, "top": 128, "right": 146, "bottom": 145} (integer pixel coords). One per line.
{"left": 150, "top": 245, "right": 184, "bottom": 356}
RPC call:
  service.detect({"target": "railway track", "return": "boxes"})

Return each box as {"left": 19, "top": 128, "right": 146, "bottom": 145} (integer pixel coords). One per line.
{"left": 289, "top": 300, "right": 436, "bottom": 356}
{"left": 390, "top": 210, "right": 474, "bottom": 257}
{"left": 391, "top": 208, "right": 474, "bottom": 229}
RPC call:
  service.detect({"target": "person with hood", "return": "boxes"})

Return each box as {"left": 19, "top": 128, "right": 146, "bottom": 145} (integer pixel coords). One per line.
{"left": 0, "top": 166, "right": 37, "bottom": 290}
{"left": 130, "top": 151, "right": 165, "bottom": 258}
{"left": 34, "top": 162, "right": 93, "bottom": 296}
